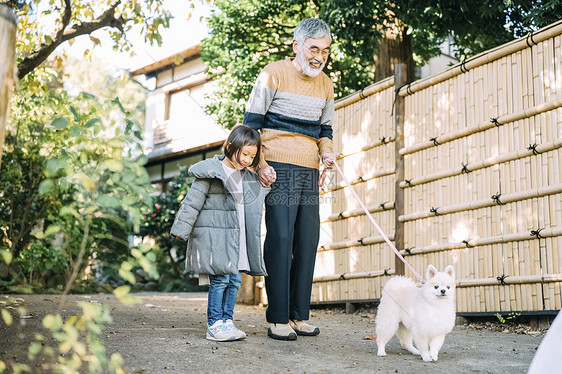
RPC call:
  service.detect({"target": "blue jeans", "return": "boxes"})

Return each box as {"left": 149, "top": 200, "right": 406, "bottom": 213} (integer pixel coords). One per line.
{"left": 207, "top": 272, "right": 242, "bottom": 326}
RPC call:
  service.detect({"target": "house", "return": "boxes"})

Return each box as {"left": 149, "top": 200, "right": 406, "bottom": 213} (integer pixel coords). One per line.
{"left": 130, "top": 44, "right": 229, "bottom": 190}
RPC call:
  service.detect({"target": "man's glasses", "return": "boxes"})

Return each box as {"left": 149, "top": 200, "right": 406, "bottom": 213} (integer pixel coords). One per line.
{"left": 304, "top": 44, "right": 330, "bottom": 58}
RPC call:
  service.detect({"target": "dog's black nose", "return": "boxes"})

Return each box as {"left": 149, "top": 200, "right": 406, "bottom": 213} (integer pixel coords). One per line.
{"left": 440, "top": 289, "right": 446, "bottom": 295}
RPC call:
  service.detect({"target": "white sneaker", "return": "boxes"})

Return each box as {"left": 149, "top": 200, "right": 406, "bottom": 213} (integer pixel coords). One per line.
{"left": 224, "top": 319, "right": 247, "bottom": 340}
{"left": 206, "top": 320, "right": 236, "bottom": 341}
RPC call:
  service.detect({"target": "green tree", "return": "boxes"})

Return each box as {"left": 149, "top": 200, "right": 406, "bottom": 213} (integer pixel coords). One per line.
{"left": 0, "top": 1, "right": 174, "bottom": 371}
{"left": 0, "top": 55, "right": 149, "bottom": 288}
{"left": 525, "top": 0, "right": 562, "bottom": 26}
{"left": 201, "top": 0, "right": 376, "bottom": 128}
{"left": 198, "top": 0, "right": 561, "bottom": 128}
{"left": 0, "top": 67, "right": 157, "bottom": 372}
{"left": 5, "top": 0, "right": 171, "bottom": 79}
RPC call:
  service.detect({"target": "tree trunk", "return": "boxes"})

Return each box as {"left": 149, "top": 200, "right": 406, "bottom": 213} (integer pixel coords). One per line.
{"left": 373, "top": 27, "right": 414, "bottom": 83}
{"left": 0, "top": 4, "right": 17, "bottom": 170}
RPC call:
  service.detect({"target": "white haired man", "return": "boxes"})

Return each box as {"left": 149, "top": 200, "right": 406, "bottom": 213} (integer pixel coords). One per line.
{"left": 243, "top": 18, "right": 336, "bottom": 341}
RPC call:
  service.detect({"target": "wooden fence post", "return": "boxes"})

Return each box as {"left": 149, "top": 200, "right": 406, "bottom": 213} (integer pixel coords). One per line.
{"left": 394, "top": 64, "right": 407, "bottom": 276}
{"left": 0, "top": 4, "right": 17, "bottom": 169}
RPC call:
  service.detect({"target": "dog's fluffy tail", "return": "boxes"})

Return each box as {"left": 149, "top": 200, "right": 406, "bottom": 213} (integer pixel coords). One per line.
{"left": 382, "top": 276, "right": 416, "bottom": 293}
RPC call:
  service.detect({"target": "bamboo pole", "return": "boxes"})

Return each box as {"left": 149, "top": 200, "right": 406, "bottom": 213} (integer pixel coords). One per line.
{"left": 394, "top": 64, "right": 407, "bottom": 276}
{"left": 457, "top": 274, "right": 562, "bottom": 287}
{"left": 400, "top": 137, "right": 562, "bottom": 188}
{"left": 319, "top": 232, "right": 395, "bottom": 252}
{"left": 325, "top": 201, "right": 394, "bottom": 222}
{"left": 325, "top": 168, "right": 395, "bottom": 193}
{"left": 400, "top": 183, "right": 562, "bottom": 222}
{"left": 399, "top": 226, "right": 562, "bottom": 255}
{"left": 334, "top": 136, "right": 395, "bottom": 161}
{"left": 313, "top": 269, "right": 397, "bottom": 283}
{"left": 334, "top": 77, "right": 394, "bottom": 110}
{"left": 0, "top": 5, "right": 17, "bottom": 169}
{"left": 398, "top": 20, "right": 562, "bottom": 97}
{"left": 400, "top": 98, "right": 562, "bottom": 156}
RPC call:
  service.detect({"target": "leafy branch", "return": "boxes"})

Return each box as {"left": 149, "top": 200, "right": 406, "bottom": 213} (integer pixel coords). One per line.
{"left": 17, "top": 0, "right": 123, "bottom": 79}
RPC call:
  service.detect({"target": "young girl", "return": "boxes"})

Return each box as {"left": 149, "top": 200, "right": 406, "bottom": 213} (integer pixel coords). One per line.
{"left": 170, "top": 125, "right": 272, "bottom": 341}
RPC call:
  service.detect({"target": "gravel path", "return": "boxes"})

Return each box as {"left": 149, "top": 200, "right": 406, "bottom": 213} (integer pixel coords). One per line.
{"left": 0, "top": 293, "right": 546, "bottom": 373}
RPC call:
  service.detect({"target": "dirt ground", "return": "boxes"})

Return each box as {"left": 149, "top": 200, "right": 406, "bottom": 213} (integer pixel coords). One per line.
{"left": 0, "top": 292, "right": 548, "bottom": 373}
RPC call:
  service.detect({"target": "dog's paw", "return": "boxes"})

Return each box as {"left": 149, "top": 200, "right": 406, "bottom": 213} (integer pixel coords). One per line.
{"left": 430, "top": 353, "right": 439, "bottom": 361}
{"left": 421, "top": 353, "right": 434, "bottom": 362}
{"left": 377, "top": 350, "right": 387, "bottom": 357}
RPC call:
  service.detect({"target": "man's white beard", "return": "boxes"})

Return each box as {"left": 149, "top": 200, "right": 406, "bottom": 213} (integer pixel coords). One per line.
{"left": 297, "top": 48, "right": 325, "bottom": 77}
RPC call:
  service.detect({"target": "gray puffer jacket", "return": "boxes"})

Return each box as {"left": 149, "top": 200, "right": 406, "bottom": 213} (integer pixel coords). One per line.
{"left": 170, "top": 155, "right": 268, "bottom": 276}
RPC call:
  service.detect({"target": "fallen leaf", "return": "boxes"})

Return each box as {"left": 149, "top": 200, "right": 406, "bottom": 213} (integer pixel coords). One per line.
{"left": 363, "top": 336, "right": 377, "bottom": 340}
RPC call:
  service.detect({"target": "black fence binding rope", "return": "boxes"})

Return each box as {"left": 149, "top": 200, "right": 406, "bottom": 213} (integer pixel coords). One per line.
{"left": 491, "top": 117, "right": 503, "bottom": 126}
{"left": 526, "top": 31, "right": 537, "bottom": 48}
{"left": 429, "top": 137, "right": 440, "bottom": 146}
{"left": 527, "top": 143, "right": 541, "bottom": 155}
{"left": 496, "top": 274, "right": 509, "bottom": 285}
{"left": 531, "top": 228, "right": 544, "bottom": 239}
{"left": 492, "top": 192, "right": 503, "bottom": 205}
{"left": 460, "top": 59, "right": 469, "bottom": 73}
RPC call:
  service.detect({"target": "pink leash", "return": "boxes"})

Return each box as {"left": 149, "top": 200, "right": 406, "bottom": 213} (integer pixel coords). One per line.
{"left": 329, "top": 161, "right": 424, "bottom": 283}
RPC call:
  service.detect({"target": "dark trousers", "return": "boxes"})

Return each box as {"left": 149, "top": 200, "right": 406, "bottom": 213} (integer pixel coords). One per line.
{"left": 264, "top": 162, "right": 320, "bottom": 323}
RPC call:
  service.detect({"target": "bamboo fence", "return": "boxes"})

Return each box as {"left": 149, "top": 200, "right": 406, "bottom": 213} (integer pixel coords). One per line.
{"left": 0, "top": 5, "right": 17, "bottom": 169}
{"left": 311, "top": 19, "right": 562, "bottom": 314}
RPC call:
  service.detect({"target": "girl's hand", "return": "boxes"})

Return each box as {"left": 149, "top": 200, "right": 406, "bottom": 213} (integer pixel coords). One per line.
{"left": 258, "top": 165, "right": 276, "bottom": 187}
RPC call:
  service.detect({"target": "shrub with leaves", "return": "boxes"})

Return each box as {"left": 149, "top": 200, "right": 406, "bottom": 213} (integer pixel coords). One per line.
{"left": 0, "top": 67, "right": 159, "bottom": 372}
{"left": 0, "top": 295, "right": 128, "bottom": 373}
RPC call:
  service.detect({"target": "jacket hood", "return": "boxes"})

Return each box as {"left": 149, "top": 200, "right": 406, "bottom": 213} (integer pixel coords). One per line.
{"left": 188, "top": 155, "right": 238, "bottom": 181}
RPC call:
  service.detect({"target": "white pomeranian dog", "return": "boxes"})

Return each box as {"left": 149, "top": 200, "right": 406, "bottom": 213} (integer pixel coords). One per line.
{"left": 375, "top": 265, "right": 456, "bottom": 362}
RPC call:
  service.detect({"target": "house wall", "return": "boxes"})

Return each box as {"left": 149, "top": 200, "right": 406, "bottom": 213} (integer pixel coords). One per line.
{"left": 142, "top": 55, "right": 228, "bottom": 186}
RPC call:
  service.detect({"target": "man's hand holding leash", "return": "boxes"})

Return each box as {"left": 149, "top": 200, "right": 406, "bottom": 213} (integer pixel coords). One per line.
{"left": 322, "top": 152, "right": 336, "bottom": 169}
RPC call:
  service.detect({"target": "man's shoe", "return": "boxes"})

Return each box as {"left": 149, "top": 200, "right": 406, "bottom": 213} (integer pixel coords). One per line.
{"left": 224, "top": 319, "right": 247, "bottom": 340}
{"left": 206, "top": 320, "right": 236, "bottom": 341}
{"left": 289, "top": 319, "right": 320, "bottom": 336}
{"left": 267, "top": 323, "right": 297, "bottom": 341}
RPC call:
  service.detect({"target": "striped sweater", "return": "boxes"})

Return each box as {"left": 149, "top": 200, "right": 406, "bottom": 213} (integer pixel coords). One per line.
{"left": 243, "top": 57, "right": 334, "bottom": 170}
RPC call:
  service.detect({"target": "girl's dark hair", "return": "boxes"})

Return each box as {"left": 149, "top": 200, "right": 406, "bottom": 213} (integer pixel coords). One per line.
{"left": 223, "top": 125, "right": 261, "bottom": 169}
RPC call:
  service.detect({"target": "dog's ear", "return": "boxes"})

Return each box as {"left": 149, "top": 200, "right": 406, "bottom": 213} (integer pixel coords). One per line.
{"left": 426, "top": 264, "right": 438, "bottom": 279}
{"left": 444, "top": 265, "right": 455, "bottom": 279}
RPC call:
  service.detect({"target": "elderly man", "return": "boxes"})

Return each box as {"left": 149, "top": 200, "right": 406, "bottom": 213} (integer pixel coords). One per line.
{"left": 243, "top": 18, "right": 336, "bottom": 341}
